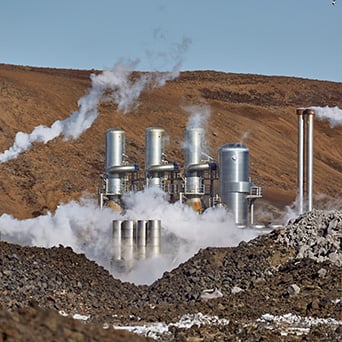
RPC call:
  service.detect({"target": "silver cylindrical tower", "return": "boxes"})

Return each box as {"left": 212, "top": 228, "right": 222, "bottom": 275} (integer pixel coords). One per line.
{"left": 101, "top": 128, "right": 138, "bottom": 210}
{"left": 184, "top": 128, "right": 206, "bottom": 195}
{"left": 145, "top": 127, "right": 165, "bottom": 169}
{"left": 145, "top": 127, "right": 177, "bottom": 189}
{"left": 106, "top": 128, "right": 125, "bottom": 195}
{"left": 145, "top": 127, "right": 165, "bottom": 188}
{"left": 219, "top": 143, "right": 250, "bottom": 227}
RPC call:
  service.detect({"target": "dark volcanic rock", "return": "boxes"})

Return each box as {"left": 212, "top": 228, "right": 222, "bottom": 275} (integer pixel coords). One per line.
{"left": 0, "top": 209, "right": 341, "bottom": 341}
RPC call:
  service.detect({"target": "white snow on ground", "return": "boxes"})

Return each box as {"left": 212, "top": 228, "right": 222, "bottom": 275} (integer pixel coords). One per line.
{"left": 115, "top": 313, "right": 230, "bottom": 340}
{"left": 256, "top": 313, "right": 342, "bottom": 337}
{"left": 58, "top": 310, "right": 342, "bottom": 340}
{"left": 58, "top": 310, "right": 90, "bottom": 321}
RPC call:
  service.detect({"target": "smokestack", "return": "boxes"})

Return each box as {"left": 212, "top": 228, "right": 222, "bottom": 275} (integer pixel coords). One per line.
{"left": 183, "top": 128, "right": 217, "bottom": 213}
{"left": 296, "top": 108, "right": 315, "bottom": 213}
{"left": 99, "top": 129, "right": 138, "bottom": 210}
{"left": 145, "top": 127, "right": 178, "bottom": 190}
{"left": 306, "top": 108, "right": 315, "bottom": 211}
{"left": 297, "top": 109, "right": 305, "bottom": 214}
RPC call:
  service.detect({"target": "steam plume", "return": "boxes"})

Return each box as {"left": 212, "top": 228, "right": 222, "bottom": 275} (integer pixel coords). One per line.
{"left": 0, "top": 60, "right": 181, "bottom": 164}
{"left": 0, "top": 189, "right": 258, "bottom": 285}
{"left": 239, "top": 131, "right": 250, "bottom": 144}
{"left": 184, "top": 104, "right": 211, "bottom": 129}
{"left": 310, "top": 106, "right": 342, "bottom": 127}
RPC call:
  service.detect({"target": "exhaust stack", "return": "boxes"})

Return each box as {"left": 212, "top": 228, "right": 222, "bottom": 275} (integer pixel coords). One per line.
{"left": 99, "top": 128, "right": 138, "bottom": 210}
{"left": 183, "top": 128, "right": 216, "bottom": 212}
{"left": 145, "top": 127, "right": 178, "bottom": 190}
{"left": 297, "top": 108, "right": 315, "bottom": 213}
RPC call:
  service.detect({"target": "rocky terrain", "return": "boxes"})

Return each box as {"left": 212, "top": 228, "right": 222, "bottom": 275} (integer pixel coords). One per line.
{"left": 0, "top": 64, "right": 341, "bottom": 340}
{"left": 0, "top": 209, "right": 341, "bottom": 340}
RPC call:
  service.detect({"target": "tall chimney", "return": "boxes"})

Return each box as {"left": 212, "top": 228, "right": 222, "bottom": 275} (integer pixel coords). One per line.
{"left": 305, "top": 108, "right": 315, "bottom": 211}
{"left": 297, "top": 109, "right": 305, "bottom": 214}
{"left": 296, "top": 108, "right": 315, "bottom": 213}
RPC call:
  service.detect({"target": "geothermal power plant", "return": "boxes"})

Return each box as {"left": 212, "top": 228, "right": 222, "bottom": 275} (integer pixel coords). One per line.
{"left": 98, "top": 108, "right": 317, "bottom": 269}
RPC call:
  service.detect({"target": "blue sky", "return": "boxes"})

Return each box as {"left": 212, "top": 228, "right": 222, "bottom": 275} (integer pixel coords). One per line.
{"left": 0, "top": 0, "right": 341, "bottom": 82}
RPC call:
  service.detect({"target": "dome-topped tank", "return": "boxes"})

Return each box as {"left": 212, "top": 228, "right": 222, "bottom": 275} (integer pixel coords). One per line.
{"left": 218, "top": 143, "right": 250, "bottom": 227}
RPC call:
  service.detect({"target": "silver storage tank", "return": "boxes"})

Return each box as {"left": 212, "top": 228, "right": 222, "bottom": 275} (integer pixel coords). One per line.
{"left": 106, "top": 128, "right": 125, "bottom": 194}
{"left": 219, "top": 143, "right": 250, "bottom": 227}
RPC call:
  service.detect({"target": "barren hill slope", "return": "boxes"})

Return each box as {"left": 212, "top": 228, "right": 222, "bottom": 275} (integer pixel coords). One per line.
{"left": 0, "top": 64, "right": 341, "bottom": 219}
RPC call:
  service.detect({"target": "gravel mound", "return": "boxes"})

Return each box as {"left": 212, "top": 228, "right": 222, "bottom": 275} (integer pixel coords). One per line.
{"left": 0, "top": 242, "right": 142, "bottom": 318}
{"left": 0, "top": 209, "right": 341, "bottom": 341}
{"left": 277, "top": 209, "right": 342, "bottom": 265}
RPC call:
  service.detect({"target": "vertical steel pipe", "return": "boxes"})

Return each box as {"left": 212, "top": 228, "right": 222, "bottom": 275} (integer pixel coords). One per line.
{"left": 147, "top": 220, "right": 161, "bottom": 257}
{"left": 305, "top": 109, "right": 315, "bottom": 211}
{"left": 296, "top": 109, "right": 305, "bottom": 214}
{"left": 121, "top": 220, "right": 135, "bottom": 262}
{"left": 136, "top": 220, "right": 147, "bottom": 259}
{"left": 250, "top": 202, "right": 254, "bottom": 225}
{"left": 112, "top": 220, "right": 122, "bottom": 260}
{"left": 106, "top": 129, "right": 125, "bottom": 195}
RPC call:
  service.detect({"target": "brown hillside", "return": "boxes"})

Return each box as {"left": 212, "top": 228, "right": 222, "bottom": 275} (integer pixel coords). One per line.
{"left": 0, "top": 64, "right": 341, "bottom": 219}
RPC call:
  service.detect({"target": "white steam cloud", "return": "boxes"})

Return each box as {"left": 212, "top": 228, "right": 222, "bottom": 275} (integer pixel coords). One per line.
{"left": 0, "top": 55, "right": 184, "bottom": 163}
{"left": 239, "top": 131, "right": 249, "bottom": 144}
{"left": 310, "top": 106, "right": 342, "bottom": 127}
{"left": 0, "top": 188, "right": 258, "bottom": 285}
{"left": 184, "top": 104, "right": 211, "bottom": 130}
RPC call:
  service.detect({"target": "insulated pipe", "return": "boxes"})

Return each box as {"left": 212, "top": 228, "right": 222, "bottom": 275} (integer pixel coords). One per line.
{"left": 107, "top": 165, "right": 139, "bottom": 174}
{"left": 297, "top": 109, "right": 305, "bottom": 214}
{"left": 305, "top": 109, "right": 315, "bottom": 211}
{"left": 147, "top": 164, "right": 179, "bottom": 173}
{"left": 186, "top": 162, "right": 213, "bottom": 173}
